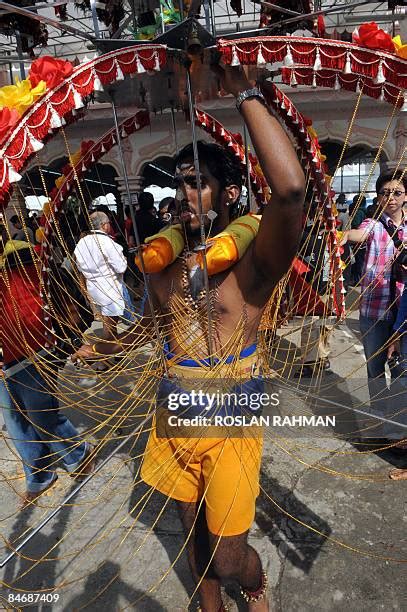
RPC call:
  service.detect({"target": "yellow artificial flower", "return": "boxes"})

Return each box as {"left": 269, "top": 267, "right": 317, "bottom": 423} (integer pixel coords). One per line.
{"left": 54, "top": 176, "right": 65, "bottom": 190}
{"left": 36, "top": 227, "right": 46, "bottom": 244}
{"left": 0, "top": 79, "right": 47, "bottom": 115}
{"left": 42, "top": 199, "right": 52, "bottom": 217}
{"left": 392, "top": 35, "right": 407, "bottom": 59}
{"left": 307, "top": 125, "right": 318, "bottom": 141}
{"left": 69, "top": 150, "right": 82, "bottom": 166}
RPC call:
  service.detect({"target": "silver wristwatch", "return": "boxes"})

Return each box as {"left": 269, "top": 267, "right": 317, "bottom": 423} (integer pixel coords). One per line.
{"left": 235, "top": 87, "right": 266, "bottom": 112}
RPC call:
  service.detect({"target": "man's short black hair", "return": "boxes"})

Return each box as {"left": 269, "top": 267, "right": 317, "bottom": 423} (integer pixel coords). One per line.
{"left": 138, "top": 191, "right": 155, "bottom": 211}
{"left": 159, "top": 196, "right": 175, "bottom": 211}
{"left": 175, "top": 141, "right": 243, "bottom": 191}
{"left": 376, "top": 170, "right": 407, "bottom": 195}
{"left": 10, "top": 215, "right": 20, "bottom": 225}
{"left": 352, "top": 194, "right": 366, "bottom": 207}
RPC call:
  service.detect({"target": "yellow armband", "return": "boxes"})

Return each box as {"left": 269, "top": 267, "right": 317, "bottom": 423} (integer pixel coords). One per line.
{"left": 135, "top": 214, "right": 261, "bottom": 276}
{"left": 198, "top": 213, "right": 261, "bottom": 275}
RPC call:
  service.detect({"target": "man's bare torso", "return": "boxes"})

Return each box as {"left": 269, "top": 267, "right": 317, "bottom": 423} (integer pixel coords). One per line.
{"left": 150, "top": 243, "right": 276, "bottom": 358}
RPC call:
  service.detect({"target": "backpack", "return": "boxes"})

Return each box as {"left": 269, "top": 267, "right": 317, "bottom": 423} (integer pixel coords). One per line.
{"left": 1, "top": 247, "right": 48, "bottom": 364}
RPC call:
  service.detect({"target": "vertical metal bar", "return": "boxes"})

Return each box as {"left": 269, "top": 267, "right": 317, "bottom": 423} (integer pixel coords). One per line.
{"left": 131, "top": 0, "right": 137, "bottom": 31}
{"left": 209, "top": 0, "right": 216, "bottom": 37}
{"left": 171, "top": 107, "right": 179, "bottom": 154}
{"left": 243, "top": 124, "right": 252, "bottom": 211}
{"left": 15, "top": 31, "right": 26, "bottom": 79}
{"left": 110, "top": 97, "right": 169, "bottom": 375}
{"left": 8, "top": 61, "right": 13, "bottom": 85}
{"left": 90, "top": 0, "right": 101, "bottom": 38}
{"left": 159, "top": 0, "right": 166, "bottom": 34}
{"left": 202, "top": 0, "right": 211, "bottom": 32}
{"left": 358, "top": 157, "right": 361, "bottom": 192}
{"left": 185, "top": 68, "right": 215, "bottom": 365}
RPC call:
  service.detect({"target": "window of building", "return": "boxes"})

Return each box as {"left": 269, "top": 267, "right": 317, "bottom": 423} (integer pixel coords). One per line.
{"left": 320, "top": 142, "right": 387, "bottom": 206}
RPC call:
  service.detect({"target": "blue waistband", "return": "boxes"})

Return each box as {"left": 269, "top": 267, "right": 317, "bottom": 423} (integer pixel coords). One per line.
{"left": 157, "top": 373, "right": 265, "bottom": 418}
{"left": 163, "top": 342, "right": 257, "bottom": 367}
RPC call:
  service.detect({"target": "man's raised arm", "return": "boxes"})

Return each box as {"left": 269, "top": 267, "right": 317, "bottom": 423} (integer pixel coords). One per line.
{"left": 339, "top": 227, "right": 372, "bottom": 245}
{"left": 215, "top": 67, "right": 305, "bottom": 284}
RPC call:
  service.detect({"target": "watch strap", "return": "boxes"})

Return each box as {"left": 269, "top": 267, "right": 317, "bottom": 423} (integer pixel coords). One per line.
{"left": 235, "top": 87, "right": 266, "bottom": 111}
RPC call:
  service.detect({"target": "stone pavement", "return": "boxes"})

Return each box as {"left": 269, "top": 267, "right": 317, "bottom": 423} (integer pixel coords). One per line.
{"left": 0, "top": 306, "right": 406, "bottom": 611}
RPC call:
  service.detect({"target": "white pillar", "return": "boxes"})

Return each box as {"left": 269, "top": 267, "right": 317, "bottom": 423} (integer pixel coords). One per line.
{"left": 116, "top": 174, "right": 145, "bottom": 209}
{"left": 385, "top": 115, "right": 407, "bottom": 171}
{"left": 5, "top": 188, "right": 27, "bottom": 231}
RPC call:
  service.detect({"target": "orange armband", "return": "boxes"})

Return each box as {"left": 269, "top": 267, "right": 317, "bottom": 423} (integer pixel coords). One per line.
{"left": 135, "top": 224, "right": 184, "bottom": 274}
{"left": 199, "top": 214, "right": 261, "bottom": 275}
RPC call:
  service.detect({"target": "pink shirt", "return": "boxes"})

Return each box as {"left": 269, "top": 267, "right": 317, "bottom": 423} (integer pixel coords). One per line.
{"left": 359, "top": 214, "right": 407, "bottom": 320}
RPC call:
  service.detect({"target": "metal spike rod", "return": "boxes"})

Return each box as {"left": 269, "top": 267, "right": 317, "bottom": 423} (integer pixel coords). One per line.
{"left": 171, "top": 106, "right": 179, "bottom": 154}
{"left": 0, "top": 412, "right": 154, "bottom": 569}
{"left": 109, "top": 96, "right": 170, "bottom": 376}
{"left": 185, "top": 67, "right": 215, "bottom": 365}
{"left": 243, "top": 124, "right": 252, "bottom": 211}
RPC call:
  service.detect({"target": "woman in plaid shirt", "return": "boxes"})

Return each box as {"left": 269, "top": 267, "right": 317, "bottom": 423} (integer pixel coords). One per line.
{"left": 341, "top": 170, "right": 407, "bottom": 444}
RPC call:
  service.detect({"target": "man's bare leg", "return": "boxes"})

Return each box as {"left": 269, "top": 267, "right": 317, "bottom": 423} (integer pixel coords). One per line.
{"left": 209, "top": 531, "right": 269, "bottom": 611}
{"left": 389, "top": 468, "right": 407, "bottom": 480}
{"left": 102, "top": 316, "right": 118, "bottom": 340}
{"left": 177, "top": 501, "right": 223, "bottom": 611}
{"left": 177, "top": 501, "right": 269, "bottom": 610}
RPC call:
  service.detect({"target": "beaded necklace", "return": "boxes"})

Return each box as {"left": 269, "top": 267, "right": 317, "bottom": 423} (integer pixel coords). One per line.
{"left": 181, "top": 249, "right": 206, "bottom": 309}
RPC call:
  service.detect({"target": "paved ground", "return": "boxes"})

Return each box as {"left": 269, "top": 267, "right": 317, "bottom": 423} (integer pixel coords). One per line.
{"left": 0, "top": 298, "right": 406, "bottom": 611}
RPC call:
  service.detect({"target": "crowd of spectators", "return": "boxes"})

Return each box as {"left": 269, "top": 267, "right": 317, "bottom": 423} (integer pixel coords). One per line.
{"left": 0, "top": 189, "right": 173, "bottom": 504}
{"left": 340, "top": 171, "right": 407, "bottom": 452}
{"left": 1, "top": 172, "right": 406, "bottom": 508}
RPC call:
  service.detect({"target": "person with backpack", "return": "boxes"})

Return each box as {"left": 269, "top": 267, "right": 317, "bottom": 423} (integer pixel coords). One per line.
{"left": 340, "top": 171, "right": 407, "bottom": 443}
{"left": 0, "top": 239, "right": 94, "bottom": 508}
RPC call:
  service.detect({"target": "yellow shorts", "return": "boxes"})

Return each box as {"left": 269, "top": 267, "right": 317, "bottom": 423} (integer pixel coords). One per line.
{"left": 141, "top": 350, "right": 264, "bottom": 536}
{"left": 141, "top": 425, "right": 262, "bottom": 536}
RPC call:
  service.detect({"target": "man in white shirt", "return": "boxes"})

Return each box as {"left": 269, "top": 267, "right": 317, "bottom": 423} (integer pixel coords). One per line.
{"left": 74, "top": 211, "right": 127, "bottom": 339}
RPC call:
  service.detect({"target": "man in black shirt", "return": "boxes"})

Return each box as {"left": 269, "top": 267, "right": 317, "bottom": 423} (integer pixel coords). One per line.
{"left": 134, "top": 192, "right": 162, "bottom": 244}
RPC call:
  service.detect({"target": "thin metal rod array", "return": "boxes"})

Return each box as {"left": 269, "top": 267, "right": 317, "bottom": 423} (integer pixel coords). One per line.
{"left": 283, "top": 380, "right": 407, "bottom": 432}
{"left": 185, "top": 68, "right": 215, "bottom": 365}
{"left": 1, "top": 381, "right": 404, "bottom": 568}
{"left": 265, "top": 0, "right": 374, "bottom": 32}
{"left": 90, "top": 0, "right": 101, "bottom": 38}
{"left": 15, "top": 31, "right": 26, "bottom": 80}
{"left": 171, "top": 107, "right": 179, "bottom": 154}
{"left": 110, "top": 98, "right": 169, "bottom": 376}
{"left": 209, "top": 0, "right": 217, "bottom": 38}
{"left": 0, "top": 413, "right": 154, "bottom": 569}
{"left": 243, "top": 124, "right": 252, "bottom": 211}
{"left": 0, "top": 1, "right": 96, "bottom": 42}
{"left": 220, "top": 0, "right": 374, "bottom": 40}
